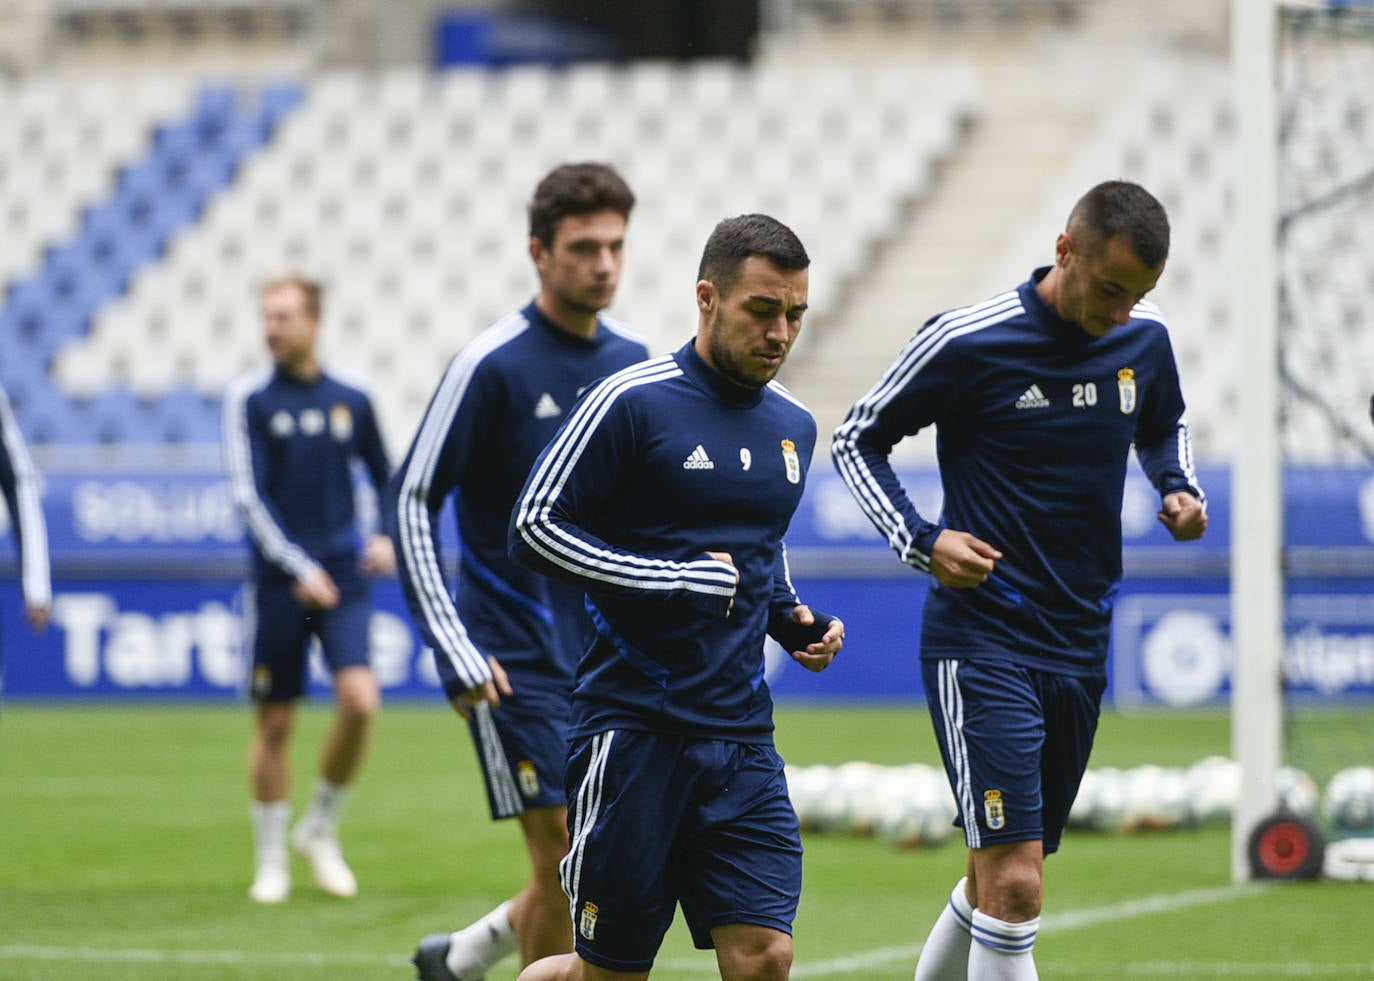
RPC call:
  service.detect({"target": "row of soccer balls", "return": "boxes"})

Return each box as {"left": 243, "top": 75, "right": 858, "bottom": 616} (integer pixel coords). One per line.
{"left": 784, "top": 760, "right": 1374, "bottom": 849}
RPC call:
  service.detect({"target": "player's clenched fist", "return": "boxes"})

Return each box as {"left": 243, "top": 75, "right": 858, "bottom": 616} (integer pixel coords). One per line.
{"left": 929, "top": 529, "right": 1003, "bottom": 589}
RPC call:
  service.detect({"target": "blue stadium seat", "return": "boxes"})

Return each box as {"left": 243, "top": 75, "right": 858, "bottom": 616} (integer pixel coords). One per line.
{"left": 3, "top": 79, "right": 306, "bottom": 446}
{"left": 156, "top": 387, "right": 221, "bottom": 444}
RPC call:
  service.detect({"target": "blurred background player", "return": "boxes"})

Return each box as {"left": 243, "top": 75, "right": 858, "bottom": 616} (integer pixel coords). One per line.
{"left": 387, "top": 162, "right": 647, "bottom": 980}
{"left": 832, "top": 180, "right": 1206, "bottom": 979}
{"left": 509, "top": 213, "right": 844, "bottom": 981}
{"left": 0, "top": 382, "right": 51, "bottom": 685}
{"left": 222, "top": 274, "right": 395, "bottom": 904}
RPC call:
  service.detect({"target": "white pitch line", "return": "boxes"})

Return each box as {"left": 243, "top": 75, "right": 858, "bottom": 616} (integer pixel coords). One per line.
{"left": 0, "top": 945, "right": 407, "bottom": 968}
{"left": 1044, "top": 962, "right": 1374, "bottom": 977}
{"left": 0, "top": 883, "right": 1270, "bottom": 976}
{"left": 658, "top": 882, "right": 1270, "bottom": 979}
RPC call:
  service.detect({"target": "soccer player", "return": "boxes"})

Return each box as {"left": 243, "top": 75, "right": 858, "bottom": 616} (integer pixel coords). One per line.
{"left": 223, "top": 274, "right": 394, "bottom": 904}
{"left": 389, "top": 163, "right": 648, "bottom": 980}
{"left": 508, "top": 213, "right": 845, "bottom": 981}
{"left": 0, "top": 384, "right": 51, "bottom": 672}
{"left": 832, "top": 180, "right": 1207, "bottom": 980}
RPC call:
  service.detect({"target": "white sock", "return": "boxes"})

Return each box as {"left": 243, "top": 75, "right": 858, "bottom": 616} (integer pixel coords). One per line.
{"left": 914, "top": 876, "right": 975, "bottom": 980}
{"left": 445, "top": 900, "right": 518, "bottom": 979}
{"left": 251, "top": 800, "right": 291, "bottom": 867}
{"left": 968, "top": 909, "right": 1039, "bottom": 980}
{"left": 299, "top": 779, "right": 349, "bottom": 838}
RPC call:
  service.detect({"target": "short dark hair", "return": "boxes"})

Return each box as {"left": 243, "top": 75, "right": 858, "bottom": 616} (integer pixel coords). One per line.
{"left": 528, "top": 162, "right": 635, "bottom": 247}
{"left": 262, "top": 274, "right": 322, "bottom": 318}
{"left": 697, "top": 214, "right": 810, "bottom": 296}
{"left": 1067, "top": 180, "right": 1170, "bottom": 269}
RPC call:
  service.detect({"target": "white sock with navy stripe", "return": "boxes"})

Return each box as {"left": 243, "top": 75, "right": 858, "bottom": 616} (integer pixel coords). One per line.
{"left": 968, "top": 909, "right": 1039, "bottom": 980}
{"left": 913, "top": 876, "right": 975, "bottom": 980}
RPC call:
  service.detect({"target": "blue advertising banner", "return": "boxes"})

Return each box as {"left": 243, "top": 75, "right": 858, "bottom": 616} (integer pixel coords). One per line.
{"left": 2, "top": 461, "right": 1372, "bottom": 705}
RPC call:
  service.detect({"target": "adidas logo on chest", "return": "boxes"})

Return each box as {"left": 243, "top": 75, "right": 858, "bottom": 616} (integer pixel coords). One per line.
{"left": 1014, "top": 384, "right": 1051, "bottom": 410}
{"left": 682, "top": 444, "right": 715, "bottom": 470}
{"left": 533, "top": 392, "right": 562, "bottom": 419}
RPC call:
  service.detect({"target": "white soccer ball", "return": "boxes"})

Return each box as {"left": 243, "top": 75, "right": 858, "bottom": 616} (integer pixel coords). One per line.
{"left": 1123, "top": 764, "right": 1191, "bottom": 831}
{"left": 1087, "top": 766, "right": 1127, "bottom": 832}
{"left": 847, "top": 763, "right": 906, "bottom": 837}
{"left": 1068, "top": 768, "right": 1103, "bottom": 830}
{"left": 1323, "top": 766, "right": 1374, "bottom": 830}
{"left": 875, "top": 763, "right": 955, "bottom": 849}
{"left": 1277, "top": 766, "right": 1320, "bottom": 817}
{"left": 785, "top": 764, "right": 832, "bottom": 831}
{"left": 1185, "top": 755, "right": 1240, "bottom": 825}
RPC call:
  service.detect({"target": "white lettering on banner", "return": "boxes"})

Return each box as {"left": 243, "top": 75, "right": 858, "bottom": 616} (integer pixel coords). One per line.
{"left": 71, "top": 480, "right": 242, "bottom": 544}
{"left": 1286, "top": 625, "right": 1374, "bottom": 695}
{"left": 53, "top": 594, "right": 243, "bottom": 688}
{"left": 48, "top": 592, "right": 434, "bottom": 692}
{"left": 52, "top": 593, "right": 115, "bottom": 687}
{"left": 1125, "top": 597, "right": 1374, "bottom": 707}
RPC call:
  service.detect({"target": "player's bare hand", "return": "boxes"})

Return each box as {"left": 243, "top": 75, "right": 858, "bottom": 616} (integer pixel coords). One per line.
{"left": 929, "top": 530, "right": 1002, "bottom": 588}
{"left": 360, "top": 533, "right": 396, "bottom": 576}
{"left": 24, "top": 603, "right": 50, "bottom": 633}
{"left": 787, "top": 605, "right": 845, "bottom": 673}
{"left": 706, "top": 550, "right": 738, "bottom": 614}
{"left": 292, "top": 567, "right": 341, "bottom": 609}
{"left": 1158, "top": 491, "right": 1207, "bottom": 541}
{"left": 448, "top": 656, "right": 513, "bottom": 720}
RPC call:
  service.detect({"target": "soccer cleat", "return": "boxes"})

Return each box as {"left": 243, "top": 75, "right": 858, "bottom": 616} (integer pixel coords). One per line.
{"left": 291, "top": 825, "right": 358, "bottom": 898}
{"left": 411, "top": 933, "right": 467, "bottom": 981}
{"left": 248, "top": 863, "right": 290, "bottom": 904}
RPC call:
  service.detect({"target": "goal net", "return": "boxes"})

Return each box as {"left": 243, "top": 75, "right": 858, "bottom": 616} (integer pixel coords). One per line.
{"left": 1236, "top": 0, "right": 1374, "bottom": 881}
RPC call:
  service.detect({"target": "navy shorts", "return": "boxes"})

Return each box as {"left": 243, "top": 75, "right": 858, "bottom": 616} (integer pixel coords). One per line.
{"left": 248, "top": 562, "right": 372, "bottom": 702}
{"left": 922, "top": 658, "right": 1106, "bottom": 855}
{"left": 561, "top": 730, "right": 802, "bottom": 974}
{"left": 467, "top": 677, "right": 570, "bottom": 819}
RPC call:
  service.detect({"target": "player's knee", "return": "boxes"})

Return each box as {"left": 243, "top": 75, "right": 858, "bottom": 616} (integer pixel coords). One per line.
{"left": 986, "top": 867, "right": 1043, "bottom": 921}
{"left": 718, "top": 930, "right": 793, "bottom": 981}
{"left": 335, "top": 672, "right": 380, "bottom": 724}
{"left": 256, "top": 704, "right": 294, "bottom": 748}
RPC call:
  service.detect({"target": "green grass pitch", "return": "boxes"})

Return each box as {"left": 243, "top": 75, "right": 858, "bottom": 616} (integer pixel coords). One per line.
{"left": 1, "top": 702, "right": 1371, "bottom": 979}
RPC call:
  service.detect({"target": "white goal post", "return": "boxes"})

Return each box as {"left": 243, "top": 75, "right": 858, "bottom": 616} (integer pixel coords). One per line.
{"left": 1230, "top": 0, "right": 1284, "bottom": 884}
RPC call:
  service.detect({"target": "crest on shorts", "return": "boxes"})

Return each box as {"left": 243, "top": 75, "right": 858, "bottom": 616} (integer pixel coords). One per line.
{"left": 518, "top": 760, "right": 540, "bottom": 799}
{"left": 781, "top": 439, "right": 801, "bottom": 485}
{"left": 252, "top": 665, "right": 272, "bottom": 698}
{"left": 984, "top": 789, "right": 1006, "bottom": 830}
{"left": 579, "top": 901, "right": 599, "bottom": 940}
{"left": 329, "top": 403, "right": 353, "bottom": 441}
{"left": 1117, "top": 368, "right": 1138, "bottom": 415}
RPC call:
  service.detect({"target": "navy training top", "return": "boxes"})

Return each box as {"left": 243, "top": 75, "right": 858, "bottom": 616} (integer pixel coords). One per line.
{"left": 511, "top": 341, "right": 818, "bottom": 742}
{"left": 832, "top": 268, "right": 1205, "bottom": 675}
{"left": 223, "top": 366, "right": 391, "bottom": 581}
{"left": 386, "top": 302, "right": 649, "bottom": 699}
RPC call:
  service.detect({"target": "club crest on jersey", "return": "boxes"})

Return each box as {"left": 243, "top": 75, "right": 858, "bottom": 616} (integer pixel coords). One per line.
{"left": 579, "top": 901, "right": 599, "bottom": 940}
{"left": 300, "top": 408, "right": 325, "bottom": 436}
{"left": 269, "top": 410, "right": 295, "bottom": 437}
{"left": 984, "top": 789, "right": 1006, "bottom": 830}
{"left": 1117, "top": 368, "right": 1138, "bottom": 415}
{"left": 781, "top": 439, "right": 801, "bottom": 484}
{"left": 518, "top": 760, "right": 540, "bottom": 798}
{"left": 329, "top": 403, "right": 353, "bottom": 441}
